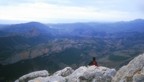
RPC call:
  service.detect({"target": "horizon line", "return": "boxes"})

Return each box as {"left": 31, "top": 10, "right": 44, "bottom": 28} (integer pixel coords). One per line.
{"left": 0, "top": 18, "right": 144, "bottom": 25}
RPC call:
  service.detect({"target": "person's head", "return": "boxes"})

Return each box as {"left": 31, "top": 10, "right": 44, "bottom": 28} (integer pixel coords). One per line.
{"left": 93, "top": 57, "right": 96, "bottom": 61}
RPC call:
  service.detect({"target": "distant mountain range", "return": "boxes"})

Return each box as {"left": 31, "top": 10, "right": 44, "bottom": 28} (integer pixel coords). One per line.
{"left": 0, "top": 19, "right": 144, "bottom": 81}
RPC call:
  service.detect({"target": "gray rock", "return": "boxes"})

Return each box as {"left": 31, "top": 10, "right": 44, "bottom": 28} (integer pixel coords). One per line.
{"left": 15, "top": 66, "right": 116, "bottom": 82}
{"left": 133, "top": 73, "right": 144, "bottom": 82}
{"left": 112, "top": 53, "right": 144, "bottom": 82}
{"left": 53, "top": 67, "right": 74, "bottom": 77}
{"left": 16, "top": 70, "right": 49, "bottom": 82}
{"left": 29, "top": 76, "right": 66, "bottom": 82}
{"left": 66, "top": 66, "right": 116, "bottom": 82}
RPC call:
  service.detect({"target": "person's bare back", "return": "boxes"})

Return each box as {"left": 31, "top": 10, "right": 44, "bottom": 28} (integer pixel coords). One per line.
{"left": 88, "top": 57, "right": 98, "bottom": 66}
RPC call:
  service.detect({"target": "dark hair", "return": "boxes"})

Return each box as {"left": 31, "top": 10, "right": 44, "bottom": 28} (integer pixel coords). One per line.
{"left": 93, "top": 57, "right": 96, "bottom": 60}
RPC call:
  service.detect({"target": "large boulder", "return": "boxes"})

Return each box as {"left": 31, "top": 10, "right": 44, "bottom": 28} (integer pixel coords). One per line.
{"left": 66, "top": 66, "right": 88, "bottom": 82}
{"left": 15, "top": 70, "right": 49, "bottom": 82}
{"left": 28, "top": 67, "right": 74, "bottom": 82}
{"left": 53, "top": 67, "right": 74, "bottom": 77}
{"left": 112, "top": 53, "right": 144, "bottom": 82}
{"left": 66, "top": 66, "right": 116, "bottom": 82}
{"left": 29, "top": 76, "right": 66, "bottom": 82}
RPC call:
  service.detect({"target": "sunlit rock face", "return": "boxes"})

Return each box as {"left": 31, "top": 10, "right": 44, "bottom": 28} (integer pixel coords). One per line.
{"left": 28, "top": 76, "right": 66, "bottom": 82}
{"left": 112, "top": 53, "right": 144, "bottom": 82}
{"left": 15, "top": 66, "right": 116, "bottom": 82}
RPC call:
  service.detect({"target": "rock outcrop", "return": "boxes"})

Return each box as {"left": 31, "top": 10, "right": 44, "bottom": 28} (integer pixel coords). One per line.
{"left": 15, "top": 53, "right": 144, "bottom": 82}
{"left": 66, "top": 66, "right": 116, "bottom": 82}
{"left": 53, "top": 67, "right": 74, "bottom": 77}
{"left": 15, "top": 70, "right": 49, "bottom": 82}
{"left": 112, "top": 53, "right": 144, "bottom": 82}
{"left": 15, "top": 66, "right": 116, "bottom": 82}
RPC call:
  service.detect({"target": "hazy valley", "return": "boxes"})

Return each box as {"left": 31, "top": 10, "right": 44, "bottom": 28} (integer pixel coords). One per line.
{"left": 0, "top": 19, "right": 144, "bottom": 81}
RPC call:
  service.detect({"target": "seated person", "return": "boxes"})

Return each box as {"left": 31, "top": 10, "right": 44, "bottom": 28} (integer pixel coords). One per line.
{"left": 88, "top": 57, "right": 98, "bottom": 66}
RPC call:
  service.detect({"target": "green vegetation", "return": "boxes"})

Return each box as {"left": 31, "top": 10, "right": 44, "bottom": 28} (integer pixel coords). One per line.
{"left": 56, "top": 48, "right": 82, "bottom": 65}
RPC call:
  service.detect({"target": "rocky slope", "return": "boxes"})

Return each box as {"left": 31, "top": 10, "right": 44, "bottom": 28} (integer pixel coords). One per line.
{"left": 112, "top": 53, "right": 144, "bottom": 82}
{"left": 15, "top": 66, "right": 116, "bottom": 82}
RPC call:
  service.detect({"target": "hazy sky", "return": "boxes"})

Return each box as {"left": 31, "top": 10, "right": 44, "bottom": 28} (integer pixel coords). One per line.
{"left": 0, "top": 0, "right": 144, "bottom": 23}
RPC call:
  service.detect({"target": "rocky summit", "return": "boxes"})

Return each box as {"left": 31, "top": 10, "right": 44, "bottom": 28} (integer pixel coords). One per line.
{"left": 112, "top": 53, "right": 144, "bottom": 82}
{"left": 15, "top": 66, "right": 116, "bottom": 82}
{"left": 15, "top": 53, "right": 144, "bottom": 82}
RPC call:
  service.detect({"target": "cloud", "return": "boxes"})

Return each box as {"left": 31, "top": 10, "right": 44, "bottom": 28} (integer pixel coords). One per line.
{"left": 0, "top": 0, "right": 30, "bottom": 5}
{"left": 0, "top": 0, "right": 143, "bottom": 23}
{"left": 137, "top": 0, "right": 144, "bottom": 12}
